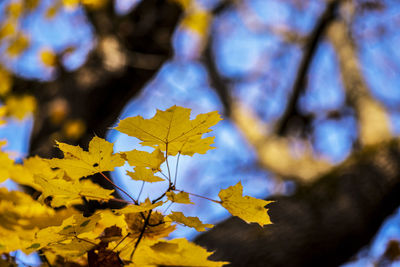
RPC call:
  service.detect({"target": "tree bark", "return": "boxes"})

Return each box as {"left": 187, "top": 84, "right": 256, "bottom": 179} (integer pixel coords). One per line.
{"left": 195, "top": 141, "right": 400, "bottom": 266}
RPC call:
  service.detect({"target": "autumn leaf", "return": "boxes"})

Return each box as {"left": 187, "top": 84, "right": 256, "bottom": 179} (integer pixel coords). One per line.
{"left": 123, "top": 148, "right": 164, "bottom": 171}
{"left": 166, "top": 211, "right": 213, "bottom": 232}
{"left": 166, "top": 191, "right": 193, "bottom": 204}
{"left": 47, "top": 136, "right": 124, "bottom": 179}
{"left": 118, "top": 238, "right": 228, "bottom": 266}
{"left": 219, "top": 182, "right": 273, "bottom": 226}
{"left": 0, "top": 142, "right": 14, "bottom": 183}
{"left": 114, "top": 199, "right": 163, "bottom": 214}
{"left": 126, "top": 167, "right": 164, "bottom": 183}
{"left": 115, "top": 105, "right": 222, "bottom": 156}
{"left": 34, "top": 175, "right": 114, "bottom": 207}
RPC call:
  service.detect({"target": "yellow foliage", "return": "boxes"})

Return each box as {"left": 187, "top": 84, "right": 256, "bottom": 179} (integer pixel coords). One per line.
{"left": 40, "top": 48, "right": 57, "bottom": 67}
{"left": 0, "top": 68, "right": 12, "bottom": 96}
{"left": 115, "top": 199, "right": 163, "bottom": 214}
{"left": 62, "top": 119, "right": 86, "bottom": 140}
{"left": 126, "top": 167, "right": 164, "bottom": 183}
{"left": 182, "top": 10, "right": 211, "bottom": 36}
{"left": 0, "top": 22, "right": 16, "bottom": 40}
{"left": 6, "top": 2, "right": 23, "bottom": 19}
{"left": 219, "top": 182, "right": 273, "bottom": 226}
{"left": 122, "top": 238, "right": 228, "bottom": 266}
{"left": 116, "top": 105, "right": 221, "bottom": 156}
{"left": 166, "top": 211, "right": 213, "bottom": 232}
{"left": 123, "top": 148, "right": 164, "bottom": 171}
{"left": 0, "top": 143, "right": 14, "bottom": 183}
{"left": 5, "top": 95, "right": 36, "bottom": 120}
{"left": 166, "top": 191, "right": 193, "bottom": 204}
{"left": 47, "top": 136, "right": 124, "bottom": 179}
{"left": 6, "top": 34, "right": 30, "bottom": 57}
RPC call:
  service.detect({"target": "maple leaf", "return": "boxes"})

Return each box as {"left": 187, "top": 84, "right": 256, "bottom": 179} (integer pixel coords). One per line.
{"left": 126, "top": 167, "right": 164, "bottom": 183}
{"left": 114, "top": 199, "right": 163, "bottom": 214}
{"left": 123, "top": 149, "right": 164, "bottom": 171}
{"left": 218, "top": 182, "right": 273, "bottom": 226}
{"left": 166, "top": 191, "right": 193, "bottom": 204}
{"left": 166, "top": 211, "right": 213, "bottom": 232}
{"left": 125, "top": 211, "right": 175, "bottom": 240}
{"left": 115, "top": 106, "right": 222, "bottom": 156}
{"left": 118, "top": 238, "right": 228, "bottom": 266}
{"left": 0, "top": 142, "right": 14, "bottom": 183}
{"left": 47, "top": 136, "right": 124, "bottom": 179}
{"left": 34, "top": 175, "right": 114, "bottom": 207}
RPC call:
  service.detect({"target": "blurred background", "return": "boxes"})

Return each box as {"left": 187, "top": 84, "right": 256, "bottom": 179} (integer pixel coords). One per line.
{"left": 1, "top": 0, "right": 400, "bottom": 266}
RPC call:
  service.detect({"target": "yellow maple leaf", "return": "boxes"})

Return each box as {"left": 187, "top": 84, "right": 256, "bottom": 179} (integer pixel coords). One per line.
{"left": 126, "top": 167, "right": 164, "bottom": 183}
{"left": 47, "top": 136, "right": 124, "bottom": 179}
{"left": 123, "top": 149, "right": 164, "bottom": 171}
{"left": 122, "top": 238, "right": 228, "bottom": 266}
{"left": 0, "top": 143, "right": 14, "bottom": 183}
{"left": 218, "top": 182, "right": 273, "bottom": 226}
{"left": 115, "top": 105, "right": 222, "bottom": 156}
{"left": 34, "top": 175, "right": 114, "bottom": 207}
{"left": 29, "top": 213, "right": 101, "bottom": 254}
{"left": 5, "top": 95, "right": 36, "bottom": 120}
{"left": 166, "top": 191, "right": 193, "bottom": 204}
{"left": 0, "top": 22, "right": 16, "bottom": 40}
{"left": 115, "top": 199, "right": 163, "bottom": 214}
{"left": 166, "top": 211, "right": 213, "bottom": 232}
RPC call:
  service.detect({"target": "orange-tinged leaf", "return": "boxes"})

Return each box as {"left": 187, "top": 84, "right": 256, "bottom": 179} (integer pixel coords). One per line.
{"left": 126, "top": 167, "right": 164, "bottom": 183}
{"left": 115, "top": 105, "right": 222, "bottom": 156}
{"left": 166, "top": 211, "right": 213, "bottom": 232}
{"left": 219, "top": 182, "right": 273, "bottom": 226}
{"left": 182, "top": 10, "right": 211, "bottom": 36}
{"left": 166, "top": 191, "right": 193, "bottom": 204}
{"left": 123, "top": 148, "right": 164, "bottom": 171}
{"left": 47, "top": 136, "right": 124, "bottom": 179}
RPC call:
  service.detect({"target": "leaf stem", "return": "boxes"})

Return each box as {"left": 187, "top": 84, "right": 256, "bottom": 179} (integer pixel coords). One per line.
{"left": 130, "top": 210, "right": 153, "bottom": 259}
{"left": 99, "top": 172, "right": 138, "bottom": 204}
{"left": 174, "top": 152, "right": 181, "bottom": 185}
{"left": 174, "top": 189, "right": 221, "bottom": 203}
{"left": 136, "top": 181, "right": 145, "bottom": 202}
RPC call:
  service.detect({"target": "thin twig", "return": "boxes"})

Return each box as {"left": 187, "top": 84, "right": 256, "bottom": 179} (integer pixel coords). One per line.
{"left": 99, "top": 172, "right": 138, "bottom": 204}
{"left": 130, "top": 210, "right": 153, "bottom": 259}
{"left": 174, "top": 152, "right": 181, "bottom": 185}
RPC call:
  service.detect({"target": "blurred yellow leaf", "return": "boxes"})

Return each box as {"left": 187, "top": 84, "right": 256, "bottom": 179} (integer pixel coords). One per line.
{"left": 219, "top": 182, "right": 273, "bottom": 226}
{"left": 0, "top": 142, "right": 14, "bottom": 183}
{"left": 182, "top": 10, "right": 211, "bottom": 36}
{"left": 5, "top": 95, "right": 36, "bottom": 120}
{"left": 47, "top": 136, "right": 124, "bottom": 179}
{"left": 115, "top": 199, "right": 163, "bottom": 214}
{"left": 40, "top": 48, "right": 57, "bottom": 67}
{"left": 0, "top": 22, "right": 16, "bottom": 40}
{"left": 82, "top": 0, "right": 108, "bottom": 9}
{"left": 166, "top": 191, "right": 193, "bottom": 204}
{"left": 62, "top": 119, "right": 86, "bottom": 140}
{"left": 126, "top": 167, "right": 164, "bottom": 183}
{"left": 62, "top": 0, "right": 80, "bottom": 9}
{"left": 0, "top": 68, "right": 12, "bottom": 96}
{"left": 7, "top": 34, "right": 30, "bottom": 57}
{"left": 166, "top": 211, "right": 213, "bottom": 231}
{"left": 6, "top": 2, "right": 23, "bottom": 19}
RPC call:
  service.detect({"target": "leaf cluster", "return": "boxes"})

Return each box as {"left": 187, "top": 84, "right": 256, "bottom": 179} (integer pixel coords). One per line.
{"left": 0, "top": 106, "right": 273, "bottom": 266}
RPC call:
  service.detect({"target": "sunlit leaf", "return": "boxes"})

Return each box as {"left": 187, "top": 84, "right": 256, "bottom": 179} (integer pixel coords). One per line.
{"left": 166, "top": 211, "right": 213, "bottom": 232}
{"left": 219, "top": 182, "right": 273, "bottom": 226}
{"left": 126, "top": 167, "right": 164, "bottom": 183}
{"left": 166, "top": 191, "right": 193, "bottom": 204}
